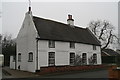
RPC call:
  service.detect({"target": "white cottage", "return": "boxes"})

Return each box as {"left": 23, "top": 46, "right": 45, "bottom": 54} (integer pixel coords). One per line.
{"left": 10, "top": 7, "right": 102, "bottom": 72}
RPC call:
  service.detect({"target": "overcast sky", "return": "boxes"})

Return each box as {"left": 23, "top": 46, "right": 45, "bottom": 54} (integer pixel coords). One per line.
{"left": 1, "top": 0, "right": 120, "bottom": 38}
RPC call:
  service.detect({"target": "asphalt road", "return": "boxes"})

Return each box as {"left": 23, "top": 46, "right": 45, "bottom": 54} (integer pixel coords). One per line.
{"left": 40, "top": 69, "right": 109, "bottom": 78}
{"left": 1, "top": 69, "right": 109, "bottom": 80}
{"left": 1, "top": 67, "right": 109, "bottom": 79}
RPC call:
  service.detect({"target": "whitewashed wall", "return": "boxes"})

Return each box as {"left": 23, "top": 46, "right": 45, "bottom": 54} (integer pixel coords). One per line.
{"left": 38, "top": 40, "right": 101, "bottom": 70}
{"left": 17, "top": 12, "right": 37, "bottom": 72}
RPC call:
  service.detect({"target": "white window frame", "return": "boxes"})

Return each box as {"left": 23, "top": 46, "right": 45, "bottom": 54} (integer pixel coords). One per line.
{"left": 49, "top": 40, "right": 55, "bottom": 48}
{"left": 93, "top": 54, "right": 97, "bottom": 64}
{"left": 93, "top": 45, "right": 97, "bottom": 50}
{"left": 28, "top": 52, "right": 33, "bottom": 62}
{"left": 82, "top": 53, "right": 87, "bottom": 65}
{"left": 48, "top": 52, "right": 55, "bottom": 66}
{"left": 70, "top": 42, "right": 75, "bottom": 49}
{"left": 18, "top": 53, "right": 21, "bottom": 62}
{"left": 70, "top": 53, "right": 75, "bottom": 65}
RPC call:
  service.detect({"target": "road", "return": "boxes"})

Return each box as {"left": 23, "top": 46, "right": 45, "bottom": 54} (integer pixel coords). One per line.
{"left": 40, "top": 69, "right": 109, "bottom": 78}
{"left": 1, "top": 68, "right": 109, "bottom": 79}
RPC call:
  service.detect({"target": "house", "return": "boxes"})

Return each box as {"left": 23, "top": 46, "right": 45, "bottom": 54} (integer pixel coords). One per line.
{"left": 102, "top": 49, "right": 120, "bottom": 64}
{"left": 10, "top": 7, "right": 102, "bottom": 72}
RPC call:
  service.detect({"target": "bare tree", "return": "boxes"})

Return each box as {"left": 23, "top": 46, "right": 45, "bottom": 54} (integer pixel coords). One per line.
{"left": 2, "top": 34, "right": 16, "bottom": 66}
{"left": 2, "top": 34, "right": 16, "bottom": 48}
{"left": 89, "top": 20, "right": 119, "bottom": 50}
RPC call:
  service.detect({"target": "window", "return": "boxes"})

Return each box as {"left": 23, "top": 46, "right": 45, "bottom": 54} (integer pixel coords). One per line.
{"left": 28, "top": 52, "right": 33, "bottom": 62}
{"left": 82, "top": 53, "right": 87, "bottom": 65}
{"left": 49, "top": 40, "right": 55, "bottom": 48}
{"left": 93, "top": 45, "right": 96, "bottom": 50}
{"left": 48, "top": 52, "right": 55, "bottom": 66}
{"left": 18, "top": 53, "right": 21, "bottom": 62}
{"left": 70, "top": 53, "right": 75, "bottom": 65}
{"left": 70, "top": 42, "right": 75, "bottom": 48}
{"left": 93, "top": 54, "right": 97, "bottom": 64}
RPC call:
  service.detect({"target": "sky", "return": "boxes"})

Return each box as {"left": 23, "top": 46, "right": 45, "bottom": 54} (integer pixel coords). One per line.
{"left": 0, "top": 0, "right": 120, "bottom": 39}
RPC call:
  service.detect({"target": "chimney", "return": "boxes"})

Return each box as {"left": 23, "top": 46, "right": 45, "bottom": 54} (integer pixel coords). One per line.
{"left": 28, "top": 0, "right": 32, "bottom": 14}
{"left": 67, "top": 14, "right": 74, "bottom": 27}
{"left": 28, "top": 6, "right": 32, "bottom": 14}
{"left": 29, "top": 7, "right": 31, "bottom": 12}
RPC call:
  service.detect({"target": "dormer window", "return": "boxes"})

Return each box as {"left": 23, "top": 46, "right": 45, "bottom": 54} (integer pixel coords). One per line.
{"left": 49, "top": 40, "right": 55, "bottom": 48}
{"left": 70, "top": 42, "right": 75, "bottom": 49}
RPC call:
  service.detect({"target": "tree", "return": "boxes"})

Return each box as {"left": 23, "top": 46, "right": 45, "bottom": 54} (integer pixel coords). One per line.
{"left": 74, "top": 54, "right": 82, "bottom": 66}
{"left": 88, "top": 20, "right": 119, "bottom": 50}
{"left": 2, "top": 34, "right": 16, "bottom": 66}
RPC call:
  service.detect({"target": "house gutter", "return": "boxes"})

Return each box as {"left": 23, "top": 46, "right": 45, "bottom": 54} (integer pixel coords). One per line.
{"left": 36, "top": 38, "right": 39, "bottom": 71}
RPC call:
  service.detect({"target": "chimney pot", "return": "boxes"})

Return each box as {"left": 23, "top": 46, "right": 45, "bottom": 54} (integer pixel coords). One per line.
{"left": 29, "top": 7, "right": 31, "bottom": 12}
{"left": 67, "top": 14, "right": 74, "bottom": 27}
{"left": 68, "top": 15, "right": 72, "bottom": 19}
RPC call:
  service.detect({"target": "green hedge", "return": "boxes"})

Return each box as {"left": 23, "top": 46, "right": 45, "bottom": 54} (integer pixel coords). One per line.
{"left": 116, "top": 56, "right": 120, "bottom": 65}
{"left": 102, "top": 56, "right": 120, "bottom": 64}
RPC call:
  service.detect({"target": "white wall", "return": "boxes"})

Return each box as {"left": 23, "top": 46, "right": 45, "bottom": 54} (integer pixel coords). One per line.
{"left": 38, "top": 40, "right": 101, "bottom": 69}
{"left": 17, "top": 11, "right": 37, "bottom": 72}
{"left": 10, "top": 56, "right": 15, "bottom": 69}
{"left": 0, "top": 54, "right": 4, "bottom": 67}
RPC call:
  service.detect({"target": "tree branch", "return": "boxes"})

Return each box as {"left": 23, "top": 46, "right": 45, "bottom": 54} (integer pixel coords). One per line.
{"left": 102, "top": 30, "right": 112, "bottom": 50}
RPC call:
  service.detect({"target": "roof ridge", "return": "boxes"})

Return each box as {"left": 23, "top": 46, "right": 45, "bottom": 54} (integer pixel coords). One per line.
{"left": 33, "top": 16, "right": 86, "bottom": 30}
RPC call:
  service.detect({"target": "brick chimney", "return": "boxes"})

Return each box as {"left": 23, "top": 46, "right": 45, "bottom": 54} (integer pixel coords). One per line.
{"left": 67, "top": 14, "right": 74, "bottom": 27}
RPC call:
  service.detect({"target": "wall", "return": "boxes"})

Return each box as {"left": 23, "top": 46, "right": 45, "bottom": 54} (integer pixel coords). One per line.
{"left": 38, "top": 40, "right": 101, "bottom": 70}
{"left": 10, "top": 56, "right": 15, "bottom": 69}
{"left": 16, "top": 11, "right": 37, "bottom": 72}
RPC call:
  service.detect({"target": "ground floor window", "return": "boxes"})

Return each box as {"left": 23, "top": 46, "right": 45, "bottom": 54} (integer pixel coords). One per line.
{"left": 70, "top": 53, "right": 75, "bottom": 65}
{"left": 48, "top": 52, "right": 55, "bottom": 66}
{"left": 82, "top": 53, "right": 87, "bottom": 65}
{"left": 28, "top": 52, "right": 33, "bottom": 62}
{"left": 18, "top": 53, "right": 21, "bottom": 62}
{"left": 93, "top": 54, "right": 97, "bottom": 64}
